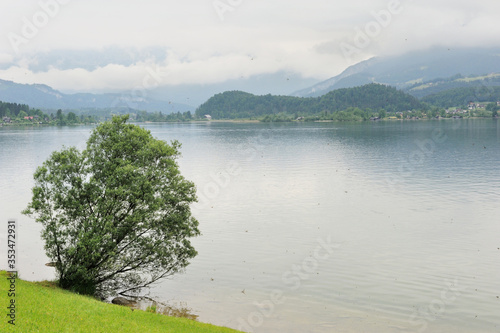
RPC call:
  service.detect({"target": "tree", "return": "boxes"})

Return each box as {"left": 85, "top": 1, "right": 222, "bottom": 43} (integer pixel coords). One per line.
{"left": 18, "top": 110, "right": 28, "bottom": 119}
{"left": 23, "top": 115, "right": 200, "bottom": 298}
{"left": 67, "top": 112, "right": 78, "bottom": 123}
{"left": 486, "top": 102, "right": 499, "bottom": 117}
{"left": 56, "top": 109, "right": 66, "bottom": 125}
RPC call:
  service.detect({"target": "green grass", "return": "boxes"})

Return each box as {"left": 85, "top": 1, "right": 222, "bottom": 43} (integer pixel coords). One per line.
{"left": 0, "top": 271, "right": 242, "bottom": 333}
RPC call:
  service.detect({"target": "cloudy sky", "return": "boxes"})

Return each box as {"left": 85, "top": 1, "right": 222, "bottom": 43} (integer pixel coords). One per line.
{"left": 0, "top": 0, "right": 499, "bottom": 93}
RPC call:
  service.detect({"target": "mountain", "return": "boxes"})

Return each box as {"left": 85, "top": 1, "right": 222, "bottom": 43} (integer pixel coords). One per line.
{"left": 196, "top": 83, "right": 426, "bottom": 119}
{"left": 293, "top": 47, "right": 500, "bottom": 97}
{"left": 147, "top": 71, "right": 319, "bottom": 107}
{"left": 0, "top": 70, "right": 319, "bottom": 113}
{"left": 0, "top": 79, "right": 193, "bottom": 113}
{"left": 6, "top": 48, "right": 319, "bottom": 107}
{"left": 404, "top": 73, "right": 500, "bottom": 98}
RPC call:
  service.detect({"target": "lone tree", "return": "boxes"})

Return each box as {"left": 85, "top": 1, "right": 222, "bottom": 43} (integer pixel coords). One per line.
{"left": 23, "top": 115, "right": 200, "bottom": 298}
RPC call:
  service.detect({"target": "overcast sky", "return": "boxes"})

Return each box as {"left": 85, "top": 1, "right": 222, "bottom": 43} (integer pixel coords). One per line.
{"left": 0, "top": 0, "right": 499, "bottom": 93}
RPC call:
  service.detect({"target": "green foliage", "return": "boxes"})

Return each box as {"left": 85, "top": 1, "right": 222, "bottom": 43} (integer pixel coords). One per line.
{"left": 146, "top": 305, "right": 158, "bottom": 314}
{"left": 486, "top": 102, "right": 499, "bottom": 116}
{"left": 0, "top": 101, "right": 30, "bottom": 118}
{"left": 406, "top": 73, "right": 500, "bottom": 99}
{"left": 261, "top": 112, "right": 295, "bottom": 122}
{"left": 421, "top": 86, "right": 500, "bottom": 108}
{"left": 135, "top": 110, "right": 193, "bottom": 122}
{"left": 23, "top": 115, "right": 200, "bottom": 298}
{"left": 317, "top": 84, "right": 425, "bottom": 113}
{"left": 56, "top": 109, "right": 66, "bottom": 125}
{"left": 258, "top": 107, "right": 374, "bottom": 122}
{"left": 472, "top": 109, "right": 493, "bottom": 118}
{"left": 67, "top": 112, "right": 78, "bottom": 123}
{"left": 0, "top": 101, "right": 96, "bottom": 125}
{"left": 195, "top": 84, "right": 426, "bottom": 119}
{"left": 485, "top": 102, "right": 498, "bottom": 111}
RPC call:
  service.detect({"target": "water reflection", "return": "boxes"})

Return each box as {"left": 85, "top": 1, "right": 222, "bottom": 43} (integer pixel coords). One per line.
{"left": 132, "top": 297, "right": 199, "bottom": 321}
{"left": 1, "top": 120, "right": 499, "bottom": 332}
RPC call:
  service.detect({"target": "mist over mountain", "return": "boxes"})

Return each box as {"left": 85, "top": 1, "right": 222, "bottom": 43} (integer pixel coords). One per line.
{"left": 293, "top": 47, "right": 500, "bottom": 97}
{"left": 147, "top": 71, "right": 319, "bottom": 107}
{"left": 0, "top": 79, "right": 193, "bottom": 113}
{"left": 3, "top": 47, "right": 500, "bottom": 113}
{"left": 0, "top": 70, "right": 318, "bottom": 113}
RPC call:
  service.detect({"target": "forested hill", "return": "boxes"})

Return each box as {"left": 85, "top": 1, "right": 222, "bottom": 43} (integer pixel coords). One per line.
{"left": 421, "top": 86, "right": 500, "bottom": 108}
{"left": 195, "top": 84, "right": 427, "bottom": 119}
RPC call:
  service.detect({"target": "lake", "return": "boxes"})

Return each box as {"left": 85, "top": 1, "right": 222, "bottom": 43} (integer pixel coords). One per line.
{"left": 1, "top": 119, "right": 499, "bottom": 332}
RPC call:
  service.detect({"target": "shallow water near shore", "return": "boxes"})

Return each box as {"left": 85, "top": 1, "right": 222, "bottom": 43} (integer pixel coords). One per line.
{"left": 1, "top": 119, "right": 499, "bottom": 332}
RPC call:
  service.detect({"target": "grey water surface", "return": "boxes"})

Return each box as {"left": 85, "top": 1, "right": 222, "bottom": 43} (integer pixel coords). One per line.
{"left": 1, "top": 119, "right": 499, "bottom": 332}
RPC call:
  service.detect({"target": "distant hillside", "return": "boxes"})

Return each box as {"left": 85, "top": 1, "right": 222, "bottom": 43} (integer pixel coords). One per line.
{"left": 148, "top": 71, "right": 319, "bottom": 107}
{"left": 293, "top": 47, "right": 500, "bottom": 97}
{"left": 404, "top": 73, "right": 500, "bottom": 98}
{"left": 196, "top": 84, "right": 426, "bottom": 119}
{"left": 0, "top": 79, "right": 193, "bottom": 113}
{"left": 421, "top": 86, "right": 500, "bottom": 108}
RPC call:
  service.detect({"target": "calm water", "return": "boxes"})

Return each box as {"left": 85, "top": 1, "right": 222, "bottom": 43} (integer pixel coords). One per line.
{"left": 1, "top": 120, "right": 499, "bottom": 332}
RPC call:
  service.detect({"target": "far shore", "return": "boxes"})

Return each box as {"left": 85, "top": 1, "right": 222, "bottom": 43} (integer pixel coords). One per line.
{"left": 1, "top": 116, "right": 497, "bottom": 128}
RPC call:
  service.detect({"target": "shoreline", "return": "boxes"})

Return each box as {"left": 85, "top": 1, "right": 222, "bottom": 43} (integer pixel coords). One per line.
{"left": 1, "top": 116, "right": 497, "bottom": 128}
{"left": 0, "top": 270, "right": 241, "bottom": 332}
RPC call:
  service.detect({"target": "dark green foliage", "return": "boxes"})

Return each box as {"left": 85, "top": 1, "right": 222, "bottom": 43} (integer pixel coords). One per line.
{"left": 195, "top": 84, "right": 426, "bottom": 119}
{"left": 421, "top": 86, "right": 500, "bottom": 108}
{"left": 486, "top": 102, "right": 499, "bottom": 116}
{"left": 317, "top": 84, "right": 425, "bottom": 113}
{"left": 0, "top": 100, "right": 97, "bottom": 124}
{"left": 135, "top": 110, "right": 193, "bottom": 122}
{"left": 0, "top": 101, "right": 30, "bottom": 117}
{"left": 261, "top": 112, "right": 296, "bottom": 122}
{"left": 406, "top": 74, "right": 500, "bottom": 99}
{"left": 67, "top": 112, "right": 78, "bottom": 123}
{"left": 23, "top": 115, "right": 200, "bottom": 298}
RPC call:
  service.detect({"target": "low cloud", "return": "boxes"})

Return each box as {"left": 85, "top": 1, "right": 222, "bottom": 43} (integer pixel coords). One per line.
{"left": 0, "top": 47, "right": 343, "bottom": 93}
{"left": 0, "top": 53, "right": 13, "bottom": 64}
{"left": 0, "top": 0, "right": 499, "bottom": 92}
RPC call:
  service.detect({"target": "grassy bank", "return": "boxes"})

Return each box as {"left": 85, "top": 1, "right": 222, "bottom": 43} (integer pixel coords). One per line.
{"left": 0, "top": 271, "right": 241, "bottom": 333}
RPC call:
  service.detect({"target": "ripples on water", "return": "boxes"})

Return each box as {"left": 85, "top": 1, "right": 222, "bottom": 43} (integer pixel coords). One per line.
{"left": 1, "top": 120, "right": 499, "bottom": 332}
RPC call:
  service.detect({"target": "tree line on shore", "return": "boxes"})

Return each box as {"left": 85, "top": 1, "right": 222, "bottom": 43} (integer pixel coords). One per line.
{"left": 1, "top": 101, "right": 96, "bottom": 125}
{"left": 3, "top": 83, "right": 500, "bottom": 125}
